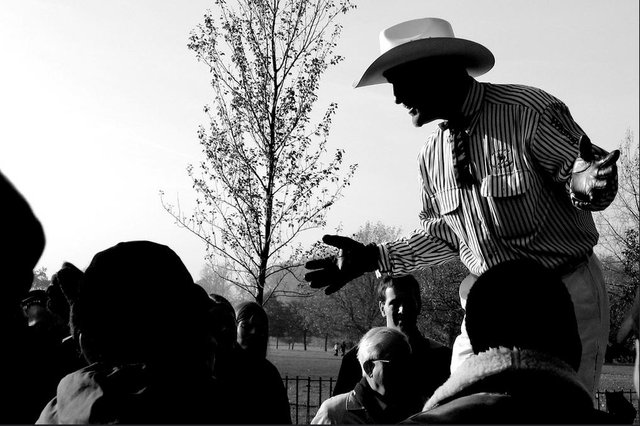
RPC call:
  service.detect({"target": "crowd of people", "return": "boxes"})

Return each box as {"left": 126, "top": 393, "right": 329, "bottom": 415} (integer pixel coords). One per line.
{"left": 2, "top": 14, "right": 639, "bottom": 425}
{"left": 2, "top": 164, "right": 638, "bottom": 424}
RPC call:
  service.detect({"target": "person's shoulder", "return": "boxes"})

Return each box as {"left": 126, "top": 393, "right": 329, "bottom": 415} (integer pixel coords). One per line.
{"left": 319, "top": 392, "right": 352, "bottom": 414}
{"left": 261, "top": 357, "right": 285, "bottom": 379}
{"left": 343, "top": 345, "right": 358, "bottom": 359}
{"left": 414, "top": 334, "right": 451, "bottom": 352}
{"left": 482, "top": 82, "right": 563, "bottom": 113}
{"left": 312, "top": 392, "right": 351, "bottom": 424}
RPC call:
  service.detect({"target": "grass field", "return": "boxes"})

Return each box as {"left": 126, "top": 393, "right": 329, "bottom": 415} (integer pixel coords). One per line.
{"left": 268, "top": 344, "right": 637, "bottom": 390}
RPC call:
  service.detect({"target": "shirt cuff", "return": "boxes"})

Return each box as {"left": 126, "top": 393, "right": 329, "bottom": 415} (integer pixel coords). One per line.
{"left": 377, "top": 243, "right": 391, "bottom": 273}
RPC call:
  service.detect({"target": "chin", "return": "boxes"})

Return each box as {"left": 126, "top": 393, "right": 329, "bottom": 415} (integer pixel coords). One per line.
{"left": 411, "top": 112, "right": 432, "bottom": 127}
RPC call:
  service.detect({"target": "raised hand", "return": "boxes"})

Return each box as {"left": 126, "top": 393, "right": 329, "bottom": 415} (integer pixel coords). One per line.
{"left": 570, "top": 136, "right": 620, "bottom": 211}
{"left": 304, "top": 234, "right": 379, "bottom": 295}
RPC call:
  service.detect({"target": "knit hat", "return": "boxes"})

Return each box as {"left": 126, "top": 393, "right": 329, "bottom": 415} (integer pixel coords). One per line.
{"left": 0, "top": 171, "right": 45, "bottom": 299}
{"left": 71, "top": 241, "right": 211, "bottom": 365}
{"left": 465, "top": 259, "right": 581, "bottom": 371}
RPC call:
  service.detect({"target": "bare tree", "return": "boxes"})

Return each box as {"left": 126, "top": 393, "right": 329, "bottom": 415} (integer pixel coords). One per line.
{"left": 595, "top": 130, "right": 639, "bottom": 353}
{"left": 196, "top": 261, "right": 242, "bottom": 304}
{"left": 30, "top": 267, "right": 51, "bottom": 291}
{"left": 162, "top": 0, "right": 356, "bottom": 305}
{"left": 415, "top": 261, "right": 466, "bottom": 347}
{"left": 596, "top": 130, "right": 639, "bottom": 273}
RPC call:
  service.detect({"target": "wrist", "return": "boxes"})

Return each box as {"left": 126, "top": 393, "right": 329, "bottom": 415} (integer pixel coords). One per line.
{"left": 363, "top": 243, "right": 380, "bottom": 272}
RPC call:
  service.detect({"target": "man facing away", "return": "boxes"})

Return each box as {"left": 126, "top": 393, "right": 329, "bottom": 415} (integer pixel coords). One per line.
{"left": 305, "top": 17, "right": 620, "bottom": 394}
{"left": 333, "top": 275, "right": 451, "bottom": 405}
{"left": 406, "top": 259, "right": 617, "bottom": 424}
{"left": 313, "top": 327, "right": 422, "bottom": 424}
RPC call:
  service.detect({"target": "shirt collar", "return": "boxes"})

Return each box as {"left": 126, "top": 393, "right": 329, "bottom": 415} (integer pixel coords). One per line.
{"left": 346, "top": 390, "right": 365, "bottom": 411}
{"left": 460, "top": 78, "right": 484, "bottom": 121}
{"left": 439, "top": 79, "right": 485, "bottom": 135}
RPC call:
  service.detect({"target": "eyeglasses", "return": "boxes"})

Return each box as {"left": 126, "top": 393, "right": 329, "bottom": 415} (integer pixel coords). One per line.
{"left": 369, "top": 359, "right": 392, "bottom": 365}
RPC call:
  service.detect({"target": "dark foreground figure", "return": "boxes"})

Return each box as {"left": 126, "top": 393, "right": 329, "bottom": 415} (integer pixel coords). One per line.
{"left": 37, "top": 241, "right": 231, "bottom": 424}
{"left": 404, "top": 260, "right": 617, "bottom": 424}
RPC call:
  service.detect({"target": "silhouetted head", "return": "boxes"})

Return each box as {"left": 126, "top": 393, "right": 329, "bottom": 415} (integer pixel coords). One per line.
{"left": 465, "top": 259, "right": 581, "bottom": 371}
{"left": 377, "top": 274, "right": 421, "bottom": 333}
{"left": 236, "top": 301, "right": 269, "bottom": 359}
{"left": 71, "top": 241, "right": 214, "bottom": 368}
{"left": 384, "top": 57, "right": 471, "bottom": 127}
{"left": 208, "top": 293, "right": 237, "bottom": 354}
{"left": 0, "top": 171, "right": 45, "bottom": 303}
{"left": 51, "top": 262, "right": 83, "bottom": 306}
{"left": 21, "top": 289, "right": 52, "bottom": 327}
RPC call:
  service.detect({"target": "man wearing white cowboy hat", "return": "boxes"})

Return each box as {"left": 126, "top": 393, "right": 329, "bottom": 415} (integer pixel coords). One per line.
{"left": 305, "top": 17, "right": 620, "bottom": 396}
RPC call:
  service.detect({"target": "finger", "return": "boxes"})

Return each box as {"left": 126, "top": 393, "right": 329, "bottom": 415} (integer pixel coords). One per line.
{"left": 591, "top": 180, "right": 608, "bottom": 190}
{"left": 322, "top": 234, "right": 361, "bottom": 250}
{"left": 595, "top": 165, "right": 616, "bottom": 178}
{"left": 578, "top": 135, "right": 594, "bottom": 162}
{"left": 304, "top": 267, "right": 333, "bottom": 282}
{"left": 306, "top": 270, "right": 337, "bottom": 288}
{"left": 571, "top": 190, "right": 590, "bottom": 203}
{"left": 590, "top": 175, "right": 618, "bottom": 189}
{"left": 305, "top": 257, "right": 336, "bottom": 270}
{"left": 596, "top": 149, "right": 620, "bottom": 168}
{"left": 572, "top": 198, "right": 594, "bottom": 211}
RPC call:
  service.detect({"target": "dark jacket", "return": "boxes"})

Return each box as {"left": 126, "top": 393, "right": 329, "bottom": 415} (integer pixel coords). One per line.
{"left": 214, "top": 346, "right": 292, "bottom": 424}
{"left": 314, "top": 378, "right": 422, "bottom": 424}
{"left": 405, "top": 347, "right": 616, "bottom": 424}
{"left": 334, "top": 333, "right": 451, "bottom": 404}
{"left": 36, "top": 362, "right": 230, "bottom": 424}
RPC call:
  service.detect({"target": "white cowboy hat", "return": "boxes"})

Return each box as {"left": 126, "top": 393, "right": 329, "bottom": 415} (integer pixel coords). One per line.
{"left": 354, "top": 17, "right": 495, "bottom": 88}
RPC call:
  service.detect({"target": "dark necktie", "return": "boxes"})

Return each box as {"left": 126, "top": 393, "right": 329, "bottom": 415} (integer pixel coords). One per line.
{"left": 441, "top": 120, "right": 475, "bottom": 187}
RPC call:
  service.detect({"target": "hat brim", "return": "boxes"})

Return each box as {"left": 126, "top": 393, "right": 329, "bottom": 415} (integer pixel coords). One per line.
{"left": 354, "top": 37, "right": 495, "bottom": 88}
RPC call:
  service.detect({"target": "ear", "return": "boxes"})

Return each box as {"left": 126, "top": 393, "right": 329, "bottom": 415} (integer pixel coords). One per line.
{"left": 77, "top": 332, "right": 98, "bottom": 364}
{"left": 363, "top": 360, "right": 374, "bottom": 377}
{"left": 379, "top": 301, "right": 386, "bottom": 318}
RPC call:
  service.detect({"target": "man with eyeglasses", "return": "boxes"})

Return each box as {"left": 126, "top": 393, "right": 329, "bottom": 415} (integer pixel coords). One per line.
{"left": 333, "top": 275, "right": 451, "bottom": 404}
{"left": 312, "top": 327, "right": 422, "bottom": 424}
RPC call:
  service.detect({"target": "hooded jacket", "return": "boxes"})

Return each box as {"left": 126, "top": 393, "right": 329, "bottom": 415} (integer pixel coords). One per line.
{"left": 405, "top": 347, "right": 615, "bottom": 424}
{"left": 36, "top": 363, "right": 230, "bottom": 424}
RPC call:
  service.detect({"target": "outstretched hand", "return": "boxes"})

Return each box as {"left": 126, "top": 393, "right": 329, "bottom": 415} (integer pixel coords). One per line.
{"left": 570, "top": 136, "right": 620, "bottom": 211}
{"left": 304, "top": 234, "right": 379, "bottom": 295}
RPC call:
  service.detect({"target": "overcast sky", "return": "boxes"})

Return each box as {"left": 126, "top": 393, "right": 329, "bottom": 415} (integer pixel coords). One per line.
{"left": 1, "top": 0, "right": 638, "bottom": 281}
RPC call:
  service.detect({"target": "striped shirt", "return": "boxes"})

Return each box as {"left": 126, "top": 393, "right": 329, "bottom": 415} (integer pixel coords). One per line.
{"left": 378, "top": 79, "right": 598, "bottom": 277}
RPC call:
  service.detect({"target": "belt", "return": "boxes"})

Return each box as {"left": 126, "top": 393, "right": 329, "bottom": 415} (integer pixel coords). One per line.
{"left": 554, "top": 249, "right": 593, "bottom": 277}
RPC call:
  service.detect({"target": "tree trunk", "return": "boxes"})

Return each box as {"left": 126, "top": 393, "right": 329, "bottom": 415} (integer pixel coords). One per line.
{"left": 276, "top": 336, "right": 279, "bottom": 349}
{"left": 303, "top": 330, "right": 307, "bottom": 351}
{"left": 324, "top": 334, "right": 328, "bottom": 352}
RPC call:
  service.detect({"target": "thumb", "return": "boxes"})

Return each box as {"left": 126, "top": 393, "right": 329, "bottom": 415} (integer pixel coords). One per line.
{"left": 598, "top": 149, "right": 620, "bottom": 168}
{"left": 322, "top": 234, "right": 361, "bottom": 250}
{"left": 578, "top": 135, "right": 594, "bottom": 162}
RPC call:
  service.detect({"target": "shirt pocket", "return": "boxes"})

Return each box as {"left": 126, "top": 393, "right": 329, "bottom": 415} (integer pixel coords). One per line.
{"left": 480, "top": 170, "right": 539, "bottom": 239}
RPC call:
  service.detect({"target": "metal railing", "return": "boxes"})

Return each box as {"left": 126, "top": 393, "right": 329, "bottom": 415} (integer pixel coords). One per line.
{"left": 283, "top": 376, "right": 334, "bottom": 424}
{"left": 283, "top": 376, "right": 639, "bottom": 425}
{"left": 596, "top": 390, "right": 639, "bottom": 424}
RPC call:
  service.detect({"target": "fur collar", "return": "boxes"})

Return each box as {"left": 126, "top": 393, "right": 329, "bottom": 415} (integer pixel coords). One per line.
{"left": 423, "top": 347, "right": 588, "bottom": 411}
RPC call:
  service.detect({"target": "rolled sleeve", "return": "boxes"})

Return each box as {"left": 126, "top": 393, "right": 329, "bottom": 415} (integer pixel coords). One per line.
{"left": 530, "top": 101, "right": 585, "bottom": 187}
{"left": 379, "top": 148, "right": 459, "bottom": 275}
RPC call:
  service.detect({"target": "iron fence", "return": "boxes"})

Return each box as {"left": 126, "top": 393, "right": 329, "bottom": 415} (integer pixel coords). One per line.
{"left": 283, "top": 376, "right": 639, "bottom": 425}
{"left": 596, "top": 389, "right": 639, "bottom": 424}
{"left": 283, "top": 376, "right": 335, "bottom": 424}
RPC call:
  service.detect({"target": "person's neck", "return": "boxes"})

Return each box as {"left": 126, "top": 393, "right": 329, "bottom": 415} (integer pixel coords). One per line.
{"left": 442, "top": 75, "right": 473, "bottom": 123}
